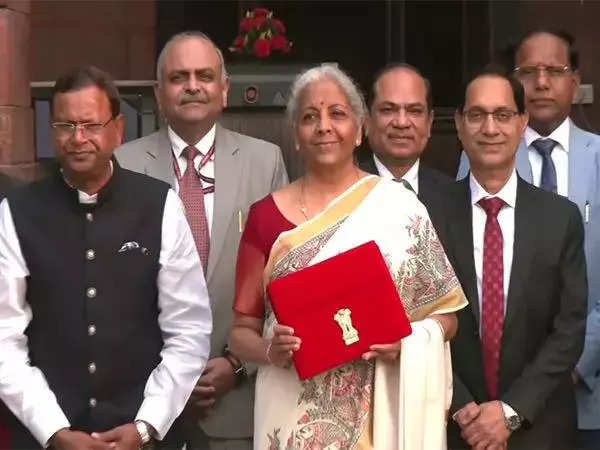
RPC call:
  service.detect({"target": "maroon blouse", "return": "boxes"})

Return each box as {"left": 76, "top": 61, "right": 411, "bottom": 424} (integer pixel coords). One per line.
{"left": 233, "top": 194, "right": 295, "bottom": 318}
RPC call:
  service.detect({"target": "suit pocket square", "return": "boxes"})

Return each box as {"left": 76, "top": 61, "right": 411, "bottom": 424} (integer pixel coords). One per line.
{"left": 118, "top": 241, "right": 151, "bottom": 256}
{"left": 118, "top": 241, "right": 140, "bottom": 253}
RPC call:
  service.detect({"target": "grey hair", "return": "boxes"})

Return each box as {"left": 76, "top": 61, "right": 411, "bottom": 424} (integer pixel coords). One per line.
{"left": 156, "top": 31, "right": 228, "bottom": 84}
{"left": 286, "top": 65, "right": 367, "bottom": 125}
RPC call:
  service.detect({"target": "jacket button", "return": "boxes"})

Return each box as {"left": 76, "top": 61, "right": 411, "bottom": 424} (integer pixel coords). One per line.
{"left": 89, "top": 398, "right": 97, "bottom": 408}
{"left": 88, "top": 362, "right": 96, "bottom": 374}
{"left": 86, "top": 212, "right": 94, "bottom": 222}
{"left": 86, "top": 287, "right": 97, "bottom": 299}
{"left": 86, "top": 249, "right": 95, "bottom": 261}
{"left": 88, "top": 324, "right": 96, "bottom": 336}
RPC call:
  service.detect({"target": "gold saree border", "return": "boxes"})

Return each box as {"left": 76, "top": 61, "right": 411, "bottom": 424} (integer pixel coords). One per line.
{"left": 264, "top": 175, "right": 380, "bottom": 281}
{"left": 409, "top": 285, "right": 468, "bottom": 322}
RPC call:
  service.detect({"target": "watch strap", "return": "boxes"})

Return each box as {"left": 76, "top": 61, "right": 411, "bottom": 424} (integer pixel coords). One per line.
{"left": 500, "top": 402, "right": 522, "bottom": 431}
{"left": 223, "top": 347, "right": 247, "bottom": 384}
{"left": 135, "top": 420, "right": 152, "bottom": 445}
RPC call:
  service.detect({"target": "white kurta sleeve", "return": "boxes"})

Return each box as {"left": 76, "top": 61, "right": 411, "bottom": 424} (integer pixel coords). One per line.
{"left": 135, "top": 189, "right": 212, "bottom": 439}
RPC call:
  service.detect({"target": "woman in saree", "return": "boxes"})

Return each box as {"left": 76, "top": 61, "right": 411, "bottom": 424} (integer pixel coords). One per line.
{"left": 229, "top": 65, "right": 467, "bottom": 450}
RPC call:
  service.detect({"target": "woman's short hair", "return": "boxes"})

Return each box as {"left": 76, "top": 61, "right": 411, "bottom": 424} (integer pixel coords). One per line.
{"left": 286, "top": 65, "right": 366, "bottom": 126}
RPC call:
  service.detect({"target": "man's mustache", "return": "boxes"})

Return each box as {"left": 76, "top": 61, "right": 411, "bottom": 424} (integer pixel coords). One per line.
{"left": 180, "top": 92, "right": 209, "bottom": 104}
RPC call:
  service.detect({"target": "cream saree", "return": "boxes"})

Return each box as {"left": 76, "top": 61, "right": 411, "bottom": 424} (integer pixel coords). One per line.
{"left": 255, "top": 175, "right": 467, "bottom": 450}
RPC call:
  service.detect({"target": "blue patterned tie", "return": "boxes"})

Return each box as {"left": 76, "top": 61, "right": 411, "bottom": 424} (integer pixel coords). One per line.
{"left": 531, "top": 139, "right": 558, "bottom": 193}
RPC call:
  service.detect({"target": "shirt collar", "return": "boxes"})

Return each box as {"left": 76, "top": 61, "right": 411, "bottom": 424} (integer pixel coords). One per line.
{"left": 168, "top": 124, "right": 216, "bottom": 158}
{"left": 372, "top": 153, "right": 420, "bottom": 193}
{"left": 524, "top": 117, "right": 570, "bottom": 152}
{"left": 469, "top": 167, "right": 518, "bottom": 209}
{"left": 61, "top": 160, "right": 113, "bottom": 205}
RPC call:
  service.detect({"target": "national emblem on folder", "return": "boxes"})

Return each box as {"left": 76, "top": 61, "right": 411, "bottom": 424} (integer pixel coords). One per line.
{"left": 268, "top": 241, "right": 412, "bottom": 379}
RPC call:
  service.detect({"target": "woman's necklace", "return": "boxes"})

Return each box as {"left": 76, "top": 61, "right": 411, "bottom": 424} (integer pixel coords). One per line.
{"left": 299, "top": 167, "right": 361, "bottom": 221}
{"left": 299, "top": 177, "right": 309, "bottom": 220}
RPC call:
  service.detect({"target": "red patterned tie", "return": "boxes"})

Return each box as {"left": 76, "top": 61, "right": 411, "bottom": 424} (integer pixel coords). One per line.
{"left": 479, "top": 197, "right": 505, "bottom": 400}
{"left": 178, "top": 146, "right": 210, "bottom": 272}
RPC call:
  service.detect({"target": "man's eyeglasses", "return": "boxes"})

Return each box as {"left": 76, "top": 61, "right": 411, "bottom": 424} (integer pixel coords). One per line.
{"left": 513, "top": 65, "right": 571, "bottom": 79}
{"left": 462, "top": 108, "right": 519, "bottom": 126}
{"left": 51, "top": 116, "right": 115, "bottom": 137}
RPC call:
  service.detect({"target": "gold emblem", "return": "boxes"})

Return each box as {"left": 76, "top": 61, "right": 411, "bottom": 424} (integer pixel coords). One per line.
{"left": 334, "top": 308, "right": 359, "bottom": 345}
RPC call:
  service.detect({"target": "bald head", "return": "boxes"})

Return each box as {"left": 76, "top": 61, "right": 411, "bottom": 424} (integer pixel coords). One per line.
{"left": 154, "top": 31, "right": 230, "bottom": 143}
{"left": 156, "top": 31, "right": 228, "bottom": 84}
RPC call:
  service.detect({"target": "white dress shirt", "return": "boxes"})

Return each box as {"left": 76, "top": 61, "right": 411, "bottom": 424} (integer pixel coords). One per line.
{"left": 470, "top": 169, "right": 517, "bottom": 318}
{"left": 0, "top": 188, "right": 212, "bottom": 446}
{"left": 168, "top": 125, "right": 215, "bottom": 234}
{"left": 524, "top": 117, "right": 570, "bottom": 197}
{"left": 373, "top": 154, "right": 420, "bottom": 194}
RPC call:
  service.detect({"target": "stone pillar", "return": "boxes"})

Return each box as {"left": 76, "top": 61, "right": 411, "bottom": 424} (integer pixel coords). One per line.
{"left": 0, "top": 0, "right": 36, "bottom": 180}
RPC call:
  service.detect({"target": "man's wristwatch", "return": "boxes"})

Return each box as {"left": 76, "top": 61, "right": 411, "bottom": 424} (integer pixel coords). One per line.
{"left": 223, "top": 346, "right": 247, "bottom": 385}
{"left": 135, "top": 420, "right": 153, "bottom": 447}
{"left": 501, "top": 402, "right": 522, "bottom": 432}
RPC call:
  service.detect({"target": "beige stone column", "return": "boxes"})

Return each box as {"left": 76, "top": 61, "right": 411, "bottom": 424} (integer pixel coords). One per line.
{"left": 0, "top": 0, "right": 36, "bottom": 179}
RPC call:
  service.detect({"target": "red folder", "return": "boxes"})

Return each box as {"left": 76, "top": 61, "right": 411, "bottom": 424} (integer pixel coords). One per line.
{"left": 267, "top": 240, "right": 412, "bottom": 380}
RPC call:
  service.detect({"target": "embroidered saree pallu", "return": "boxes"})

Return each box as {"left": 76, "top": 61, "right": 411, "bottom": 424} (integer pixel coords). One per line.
{"left": 268, "top": 240, "right": 412, "bottom": 380}
{"left": 255, "top": 176, "right": 467, "bottom": 449}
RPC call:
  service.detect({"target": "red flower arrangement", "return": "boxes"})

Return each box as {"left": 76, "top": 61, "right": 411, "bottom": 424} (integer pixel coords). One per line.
{"left": 230, "top": 7, "right": 292, "bottom": 59}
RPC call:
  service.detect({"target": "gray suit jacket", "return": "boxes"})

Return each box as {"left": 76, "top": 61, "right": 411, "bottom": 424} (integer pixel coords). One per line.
{"left": 115, "top": 124, "right": 288, "bottom": 438}
{"left": 456, "top": 121, "right": 600, "bottom": 429}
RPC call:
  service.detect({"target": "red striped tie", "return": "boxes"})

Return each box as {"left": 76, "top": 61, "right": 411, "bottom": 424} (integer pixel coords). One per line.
{"left": 479, "top": 197, "right": 505, "bottom": 400}
{"left": 178, "top": 146, "right": 210, "bottom": 272}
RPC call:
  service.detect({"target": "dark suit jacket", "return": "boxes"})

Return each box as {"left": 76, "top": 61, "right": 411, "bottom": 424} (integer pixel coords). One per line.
{"left": 438, "top": 176, "right": 587, "bottom": 450}
{"left": 0, "top": 173, "right": 18, "bottom": 200}
{"left": 355, "top": 147, "right": 452, "bottom": 228}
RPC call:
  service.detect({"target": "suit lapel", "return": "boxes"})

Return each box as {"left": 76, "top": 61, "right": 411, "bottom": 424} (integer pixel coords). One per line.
{"left": 207, "top": 124, "right": 242, "bottom": 282}
{"left": 144, "top": 128, "right": 174, "bottom": 187}
{"left": 417, "top": 165, "right": 436, "bottom": 212}
{"left": 503, "top": 178, "right": 535, "bottom": 332}
{"left": 515, "top": 138, "right": 532, "bottom": 183}
{"left": 417, "top": 165, "right": 436, "bottom": 201}
{"left": 447, "top": 179, "right": 480, "bottom": 325}
{"left": 568, "top": 123, "right": 595, "bottom": 213}
{"left": 356, "top": 148, "right": 378, "bottom": 175}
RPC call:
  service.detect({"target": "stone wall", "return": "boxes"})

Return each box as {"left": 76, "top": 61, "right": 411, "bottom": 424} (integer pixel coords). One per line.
{"left": 0, "top": 0, "right": 35, "bottom": 179}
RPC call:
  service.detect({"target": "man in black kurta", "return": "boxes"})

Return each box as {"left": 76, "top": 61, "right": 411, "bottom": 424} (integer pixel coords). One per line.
{"left": 0, "top": 66, "right": 212, "bottom": 450}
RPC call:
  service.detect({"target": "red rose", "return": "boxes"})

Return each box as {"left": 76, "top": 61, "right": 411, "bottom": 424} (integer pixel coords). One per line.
{"left": 253, "top": 7, "right": 269, "bottom": 17}
{"left": 240, "top": 17, "right": 252, "bottom": 32}
{"left": 252, "top": 15, "right": 266, "bottom": 29}
{"left": 253, "top": 38, "right": 272, "bottom": 58}
{"left": 232, "top": 35, "right": 244, "bottom": 49}
{"left": 271, "top": 18, "right": 286, "bottom": 33}
{"left": 271, "top": 34, "right": 289, "bottom": 51}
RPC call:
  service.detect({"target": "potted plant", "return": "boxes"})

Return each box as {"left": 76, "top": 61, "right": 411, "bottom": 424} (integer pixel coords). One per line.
{"left": 229, "top": 7, "right": 292, "bottom": 59}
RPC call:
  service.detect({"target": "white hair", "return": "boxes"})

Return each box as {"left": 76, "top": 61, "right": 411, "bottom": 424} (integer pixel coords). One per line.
{"left": 286, "top": 65, "right": 366, "bottom": 125}
{"left": 156, "top": 31, "right": 228, "bottom": 84}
